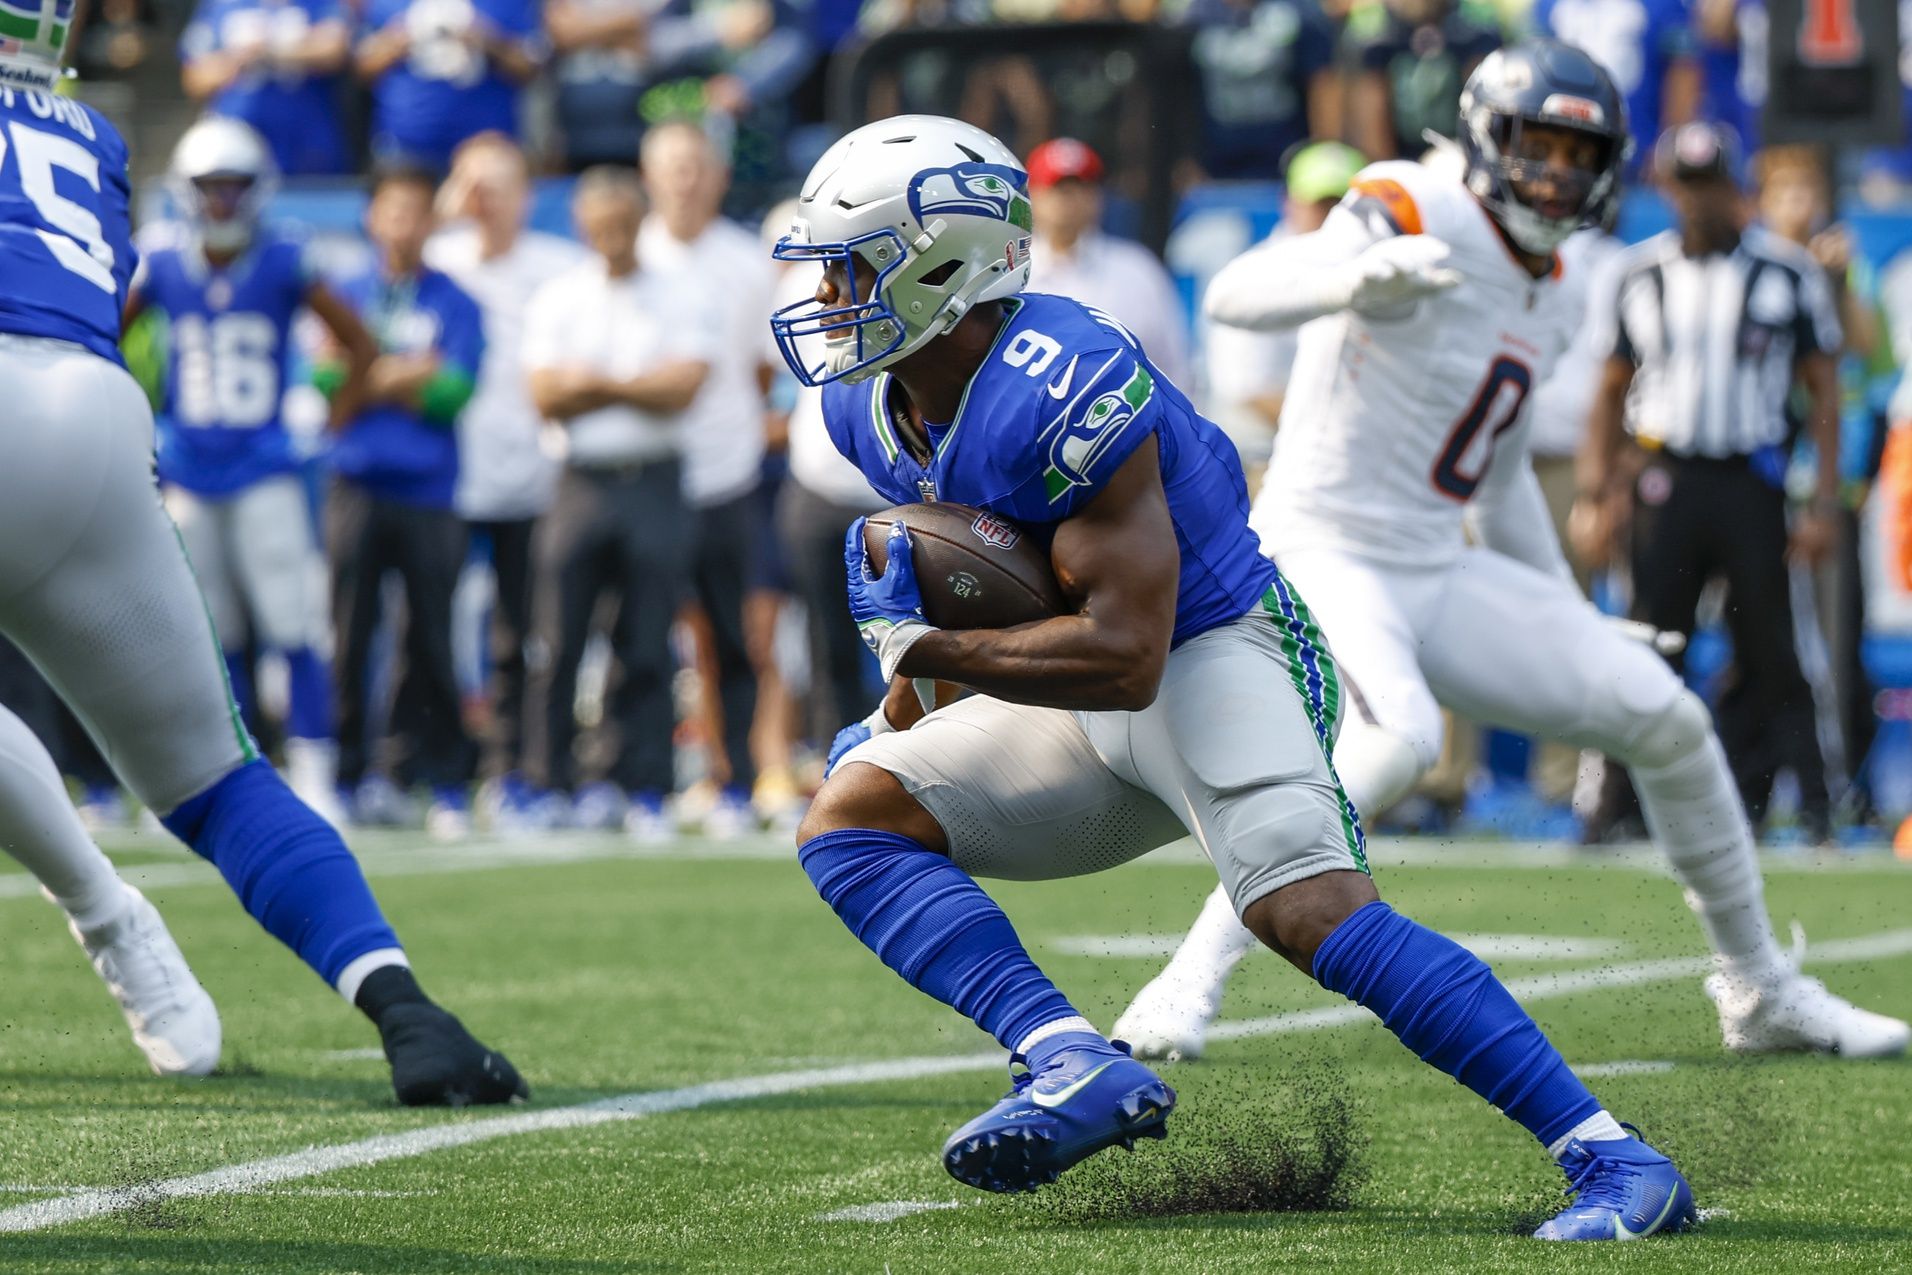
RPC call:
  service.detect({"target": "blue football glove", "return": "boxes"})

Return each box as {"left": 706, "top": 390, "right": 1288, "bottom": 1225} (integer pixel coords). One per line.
{"left": 825, "top": 702, "right": 898, "bottom": 777}
{"left": 845, "top": 517, "right": 936, "bottom": 682}
{"left": 825, "top": 720, "right": 874, "bottom": 776}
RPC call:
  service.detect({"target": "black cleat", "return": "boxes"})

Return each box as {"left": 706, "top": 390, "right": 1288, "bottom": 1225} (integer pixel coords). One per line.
{"left": 377, "top": 1002, "right": 528, "bottom": 1107}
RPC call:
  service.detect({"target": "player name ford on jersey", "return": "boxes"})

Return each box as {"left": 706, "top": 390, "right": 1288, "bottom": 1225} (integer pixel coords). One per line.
{"left": 138, "top": 225, "right": 317, "bottom": 496}
{"left": 1253, "top": 159, "right": 1585, "bottom": 567}
{"left": 823, "top": 292, "right": 1276, "bottom": 645}
{"left": 0, "top": 87, "right": 135, "bottom": 364}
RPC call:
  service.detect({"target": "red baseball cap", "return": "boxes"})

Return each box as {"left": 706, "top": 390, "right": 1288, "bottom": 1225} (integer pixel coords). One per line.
{"left": 1026, "top": 138, "right": 1104, "bottom": 189}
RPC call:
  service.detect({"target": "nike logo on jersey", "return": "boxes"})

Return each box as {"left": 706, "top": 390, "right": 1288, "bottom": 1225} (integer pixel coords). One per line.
{"left": 1045, "top": 355, "right": 1080, "bottom": 400}
{"left": 1029, "top": 1060, "right": 1116, "bottom": 1108}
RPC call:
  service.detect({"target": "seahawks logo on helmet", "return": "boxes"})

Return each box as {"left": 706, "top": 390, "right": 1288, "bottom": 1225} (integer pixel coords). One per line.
{"left": 909, "top": 163, "right": 1034, "bottom": 230}
{"left": 1042, "top": 366, "right": 1154, "bottom": 502}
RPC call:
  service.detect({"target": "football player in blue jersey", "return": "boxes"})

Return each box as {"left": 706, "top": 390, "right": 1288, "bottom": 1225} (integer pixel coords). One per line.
{"left": 127, "top": 117, "right": 372, "bottom": 829}
{"left": 0, "top": 3, "right": 524, "bottom": 1106}
{"left": 774, "top": 117, "right": 1693, "bottom": 1239}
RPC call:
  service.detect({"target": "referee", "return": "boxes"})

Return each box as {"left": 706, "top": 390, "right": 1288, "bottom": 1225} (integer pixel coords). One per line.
{"left": 1575, "top": 122, "right": 1842, "bottom": 840}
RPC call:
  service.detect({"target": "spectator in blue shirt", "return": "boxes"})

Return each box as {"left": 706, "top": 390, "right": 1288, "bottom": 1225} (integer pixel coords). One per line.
{"left": 355, "top": 0, "right": 545, "bottom": 171}
{"left": 1180, "top": 0, "right": 1339, "bottom": 180}
{"left": 320, "top": 163, "right": 483, "bottom": 834}
{"left": 1533, "top": 0, "right": 1699, "bottom": 175}
{"left": 1694, "top": 0, "right": 1765, "bottom": 154}
{"left": 180, "top": 0, "right": 354, "bottom": 175}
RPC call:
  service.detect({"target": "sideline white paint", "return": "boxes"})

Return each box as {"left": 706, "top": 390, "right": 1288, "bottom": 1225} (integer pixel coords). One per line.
{"left": 1054, "top": 933, "right": 1628, "bottom": 961}
{"left": 1208, "top": 926, "right": 1912, "bottom": 1043}
{"left": 816, "top": 1200, "right": 964, "bottom": 1223}
{"left": 0, "top": 832, "right": 1897, "bottom": 906}
{"left": 2, "top": 925, "right": 1906, "bottom": 1234}
{"left": 1574, "top": 1060, "right": 1677, "bottom": 1078}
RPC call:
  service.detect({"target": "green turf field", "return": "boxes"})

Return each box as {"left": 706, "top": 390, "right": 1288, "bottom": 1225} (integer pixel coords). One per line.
{"left": 0, "top": 831, "right": 1906, "bottom": 1273}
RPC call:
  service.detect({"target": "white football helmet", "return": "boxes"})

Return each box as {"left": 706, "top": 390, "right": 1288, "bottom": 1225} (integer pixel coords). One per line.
{"left": 0, "top": 0, "right": 76, "bottom": 92}
{"left": 770, "top": 115, "right": 1033, "bottom": 386}
{"left": 169, "top": 117, "right": 279, "bottom": 254}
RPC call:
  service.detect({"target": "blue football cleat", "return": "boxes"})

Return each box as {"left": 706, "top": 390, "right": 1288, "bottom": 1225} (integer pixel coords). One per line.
{"left": 1534, "top": 1126, "right": 1697, "bottom": 1241}
{"left": 941, "top": 1035, "right": 1175, "bottom": 1193}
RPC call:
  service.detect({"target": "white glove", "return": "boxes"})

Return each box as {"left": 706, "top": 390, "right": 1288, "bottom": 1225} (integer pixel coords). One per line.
{"left": 1346, "top": 235, "right": 1462, "bottom": 317}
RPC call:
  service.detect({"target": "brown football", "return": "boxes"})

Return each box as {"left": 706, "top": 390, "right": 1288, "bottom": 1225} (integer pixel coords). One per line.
{"left": 864, "top": 502, "right": 1067, "bottom": 630}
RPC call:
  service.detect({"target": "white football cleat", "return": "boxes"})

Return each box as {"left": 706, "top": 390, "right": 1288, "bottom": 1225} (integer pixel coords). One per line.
{"left": 1112, "top": 972, "right": 1224, "bottom": 1063}
{"left": 58, "top": 885, "right": 221, "bottom": 1077}
{"left": 1706, "top": 944, "right": 1910, "bottom": 1059}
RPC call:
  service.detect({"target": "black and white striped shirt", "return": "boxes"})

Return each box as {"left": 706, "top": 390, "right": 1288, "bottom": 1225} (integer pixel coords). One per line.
{"left": 1606, "top": 226, "right": 1841, "bottom": 459}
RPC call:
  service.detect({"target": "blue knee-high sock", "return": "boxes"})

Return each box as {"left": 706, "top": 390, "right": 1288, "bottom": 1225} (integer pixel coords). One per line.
{"left": 1313, "top": 901, "right": 1601, "bottom": 1149}
{"left": 162, "top": 760, "right": 401, "bottom": 988}
{"left": 284, "top": 647, "right": 336, "bottom": 742}
{"left": 800, "top": 828, "right": 1079, "bottom": 1052}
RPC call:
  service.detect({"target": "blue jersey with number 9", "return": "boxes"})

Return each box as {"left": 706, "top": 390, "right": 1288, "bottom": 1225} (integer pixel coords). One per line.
{"left": 0, "top": 87, "right": 135, "bottom": 365}
{"left": 137, "top": 226, "right": 313, "bottom": 496}
{"left": 822, "top": 292, "right": 1277, "bottom": 646}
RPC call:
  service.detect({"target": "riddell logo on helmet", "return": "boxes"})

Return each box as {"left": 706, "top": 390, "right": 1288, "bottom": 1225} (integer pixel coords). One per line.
{"left": 1541, "top": 94, "right": 1604, "bottom": 125}
{"left": 970, "top": 513, "right": 1021, "bottom": 550}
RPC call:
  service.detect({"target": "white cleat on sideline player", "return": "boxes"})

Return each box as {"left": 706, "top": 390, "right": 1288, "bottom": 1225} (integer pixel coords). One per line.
{"left": 1707, "top": 953, "right": 1911, "bottom": 1059}
{"left": 55, "top": 884, "right": 221, "bottom": 1076}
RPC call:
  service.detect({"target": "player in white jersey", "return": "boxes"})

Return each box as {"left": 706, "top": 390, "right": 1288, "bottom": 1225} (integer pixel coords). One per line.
{"left": 1115, "top": 41, "right": 1909, "bottom": 1063}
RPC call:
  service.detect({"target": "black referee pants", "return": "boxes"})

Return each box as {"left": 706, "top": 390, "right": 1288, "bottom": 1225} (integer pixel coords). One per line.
{"left": 1617, "top": 452, "right": 1828, "bottom": 826}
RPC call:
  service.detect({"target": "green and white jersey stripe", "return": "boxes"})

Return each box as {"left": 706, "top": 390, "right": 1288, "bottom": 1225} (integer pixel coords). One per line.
{"left": 1261, "top": 574, "right": 1368, "bottom": 874}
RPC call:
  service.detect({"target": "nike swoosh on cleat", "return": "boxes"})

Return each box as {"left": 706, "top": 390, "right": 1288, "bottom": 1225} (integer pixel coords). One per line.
{"left": 1029, "top": 1060, "right": 1118, "bottom": 1108}
{"left": 1045, "top": 355, "right": 1079, "bottom": 399}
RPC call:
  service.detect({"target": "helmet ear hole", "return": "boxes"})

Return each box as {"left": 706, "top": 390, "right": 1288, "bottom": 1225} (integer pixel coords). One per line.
{"left": 919, "top": 259, "right": 962, "bottom": 287}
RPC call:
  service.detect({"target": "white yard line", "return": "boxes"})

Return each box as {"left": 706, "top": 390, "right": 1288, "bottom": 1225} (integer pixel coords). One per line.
{"left": 815, "top": 1200, "right": 965, "bottom": 1223}
{"left": 0, "top": 833, "right": 1890, "bottom": 906}
{"left": 2, "top": 925, "right": 1907, "bottom": 1234}
{"left": 1574, "top": 1060, "right": 1677, "bottom": 1078}
{"left": 1054, "top": 933, "right": 1628, "bottom": 961}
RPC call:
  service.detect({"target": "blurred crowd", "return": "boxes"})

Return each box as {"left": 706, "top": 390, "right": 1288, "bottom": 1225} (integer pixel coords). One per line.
{"left": 64, "top": 0, "right": 1912, "bottom": 201}
{"left": 26, "top": 0, "right": 1912, "bottom": 847}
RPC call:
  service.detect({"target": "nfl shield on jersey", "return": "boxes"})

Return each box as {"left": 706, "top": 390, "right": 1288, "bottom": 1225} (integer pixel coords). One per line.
{"left": 821, "top": 292, "right": 1275, "bottom": 646}
{"left": 0, "top": 85, "right": 135, "bottom": 364}
{"left": 1253, "top": 159, "right": 1584, "bottom": 567}
{"left": 139, "top": 227, "right": 315, "bottom": 496}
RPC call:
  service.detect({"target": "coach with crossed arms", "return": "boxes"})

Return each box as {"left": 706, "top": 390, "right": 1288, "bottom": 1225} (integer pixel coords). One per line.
{"left": 520, "top": 168, "right": 721, "bottom": 837}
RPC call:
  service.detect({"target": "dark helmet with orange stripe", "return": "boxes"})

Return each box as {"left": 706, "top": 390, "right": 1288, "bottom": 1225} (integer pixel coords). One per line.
{"left": 1458, "top": 40, "right": 1628, "bottom": 255}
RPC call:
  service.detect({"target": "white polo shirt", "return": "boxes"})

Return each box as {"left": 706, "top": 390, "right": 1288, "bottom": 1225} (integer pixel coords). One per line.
{"left": 521, "top": 257, "right": 723, "bottom": 468}
{"left": 1027, "top": 229, "right": 1191, "bottom": 387}
{"left": 425, "top": 223, "right": 588, "bottom": 520}
{"left": 637, "top": 214, "right": 776, "bottom": 507}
